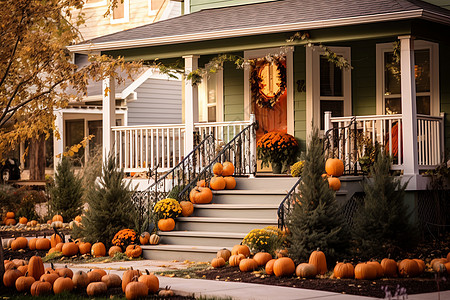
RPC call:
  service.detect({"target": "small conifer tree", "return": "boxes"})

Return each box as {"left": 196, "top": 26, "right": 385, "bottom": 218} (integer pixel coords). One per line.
{"left": 49, "top": 157, "right": 83, "bottom": 221}
{"left": 287, "top": 128, "right": 349, "bottom": 262}
{"left": 72, "top": 154, "right": 137, "bottom": 246}
{"left": 352, "top": 152, "right": 417, "bottom": 258}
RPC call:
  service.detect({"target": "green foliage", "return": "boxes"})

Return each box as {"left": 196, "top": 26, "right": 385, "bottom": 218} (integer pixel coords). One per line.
{"left": 167, "top": 184, "right": 185, "bottom": 201}
{"left": 242, "top": 226, "right": 286, "bottom": 256}
{"left": 286, "top": 128, "right": 349, "bottom": 263}
{"left": 48, "top": 157, "right": 83, "bottom": 221}
{"left": 352, "top": 152, "right": 418, "bottom": 259}
{"left": 72, "top": 154, "right": 137, "bottom": 247}
{"left": 0, "top": 185, "right": 46, "bottom": 221}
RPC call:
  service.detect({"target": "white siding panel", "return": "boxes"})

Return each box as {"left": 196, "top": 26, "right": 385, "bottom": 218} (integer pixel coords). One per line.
{"left": 127, "top": 78, "right": 182, "bottom": 126}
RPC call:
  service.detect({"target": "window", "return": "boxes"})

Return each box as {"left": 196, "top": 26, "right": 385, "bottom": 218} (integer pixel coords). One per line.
{"left": 65, "top": 120, "right": 85, "bottom": 166}
{"left": 376, "top": 41, "right": 439, "bottom": 116}
{"left": 149, "top": 0, "right": 164, "bottom": 14}
{"left": 85, "top": 0, "right": 106, "bottom": 8}
{"left": 111, "top": 0, "right": 129, "bottom": 23}
{"left": 198, "top": 70, "right": 223, "bottom": 123}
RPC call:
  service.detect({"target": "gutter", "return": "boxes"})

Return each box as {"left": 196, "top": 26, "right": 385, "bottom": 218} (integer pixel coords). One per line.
{"left": 67, "top": 10, "right": 430, "bottom": 53}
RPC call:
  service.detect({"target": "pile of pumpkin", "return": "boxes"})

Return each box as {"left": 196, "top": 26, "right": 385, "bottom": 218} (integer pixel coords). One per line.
{"left": 3, "top": 255, "right": 172, "bottom": 299}
{"left": 211, "top": 246, "right": 450, "bottom": 279}
{"left": 324, "top": 158, "right": 345, "bottom": 191}
{"left": 189, "top": 161, "right": 236, "bottom": 205}
{"left": 0, "top": 213, "right": 82, "bottom": 232}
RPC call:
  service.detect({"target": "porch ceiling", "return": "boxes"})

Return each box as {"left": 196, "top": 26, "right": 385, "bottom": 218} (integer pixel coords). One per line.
{"left": 68, "top": 0, "right": 450, "bottom": 53}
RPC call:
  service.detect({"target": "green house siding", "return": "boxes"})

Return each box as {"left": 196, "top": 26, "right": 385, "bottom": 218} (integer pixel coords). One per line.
{"left": 190, "top": 0, "right": 276, "bottom": 13}
{"left": 440, "top": 43, "right": 450, "bottom": 150}
{"left": 223, "top": 60, "right": 244, "bottom": 121}
{"left": 351, "top": 40, "right": 377, "bottom": 116}
{"left": 293, "top": 46, "right": 306, "bottom": 151}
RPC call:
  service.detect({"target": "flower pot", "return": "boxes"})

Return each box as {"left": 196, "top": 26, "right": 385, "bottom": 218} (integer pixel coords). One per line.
{"left": 272, "top": 162, "right": 282, "bottom": 174}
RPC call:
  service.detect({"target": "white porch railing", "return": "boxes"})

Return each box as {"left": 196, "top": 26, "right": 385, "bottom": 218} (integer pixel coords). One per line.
{"left": 112, "top": 120, "right": 253, "bottom": 173}
{"left": 326, "top": 112, "right": 444, "bottom": 171}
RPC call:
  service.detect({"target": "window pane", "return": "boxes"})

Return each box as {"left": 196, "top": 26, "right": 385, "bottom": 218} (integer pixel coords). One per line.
{"left": 66, "top": 120, "right": 85, "bottom": 166}
{"left": 259, "top": 62, "right": 281, "bottom": 98}
{"left": 45, "top": 134, "right": 53, "bottom": 168}
{"left": 320, "top": 56, "right": 343, "bottom": 97}
{"left": 208, "top": 106, "right": 216, "bottom": 122}
{"left": 417, "top": 96, "right": 430, "bottom": 115}
{"left": 151, "top": 0, "right": 164, "bottom": 10}
{"left": 384, "top": 52, "right": 401, "bottom": 95}
{"left": 113, "top": 0, "right": 124, "bottom": 19}
{"left": 385, "top": 98, "right": 401, "bottom": 114}
{"left": 415, "top": 49, "right": 430, "bottom": 93}
{"left": 320, "top": 100, "right": 343, "bottom": 129}
{"left": 207, "top": 73, "right": 217, "bottom": 104}
{"left": 88, "top": 120, "right": 102, "bottom": 158}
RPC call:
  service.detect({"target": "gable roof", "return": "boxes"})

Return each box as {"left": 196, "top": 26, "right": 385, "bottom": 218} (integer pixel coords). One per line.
{"left": 68, "top": 0, "right": 450, "bottom": 52}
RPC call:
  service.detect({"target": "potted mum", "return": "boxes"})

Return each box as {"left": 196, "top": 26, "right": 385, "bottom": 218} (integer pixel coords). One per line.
{"left": 257, "top": 132, "right": 299, "bottom": 174}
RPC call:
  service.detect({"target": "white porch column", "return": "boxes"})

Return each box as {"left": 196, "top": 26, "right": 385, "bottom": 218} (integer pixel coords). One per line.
{"left": 102, "top": 76, "right": 116, "bottom": 161}
{"left": 53, "top": 109, "right": 64, "bottom": 170}
{"left": 183, "top": 55, "right": 199, "bottom": 154}
{"left": 399, "top": 36, "right": 419, "bottom": 180}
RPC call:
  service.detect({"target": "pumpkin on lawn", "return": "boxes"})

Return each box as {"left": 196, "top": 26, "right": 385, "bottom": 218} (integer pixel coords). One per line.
{"left": 72, "top": 270, "right": 90, "bottom": 289}
{"left": 28, "top": 256, "right": 45, "bottom": 281}
{"left": 53, "top": 276, "right": 74, "bottom": 294}
{"left": 30, "top": 280, "right": 52, "bottom": 296}
{"left": 15, "top": 274, "right": 35, "bottom": 292}
{"left": 138, "top": 270, "right": 159, "bottom": 294}
{"left": 109, "top": 246, "right": 123, "bottom": 257}
{"left": 122, "top": 268, "right": 142, "bottom": 292}
{"left": 3, "top": 268, "right": 22, "bottom": 287}
{"left": 87, "top": 282, "right": 108, "bottom": 296}
{"left": 102, "top": 274, "right": 122, "bottom": 288}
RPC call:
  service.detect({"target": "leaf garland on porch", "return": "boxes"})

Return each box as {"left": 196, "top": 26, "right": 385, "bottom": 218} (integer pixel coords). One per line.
{"left": 249, "top": 54, "right": 287, "bottom": 109}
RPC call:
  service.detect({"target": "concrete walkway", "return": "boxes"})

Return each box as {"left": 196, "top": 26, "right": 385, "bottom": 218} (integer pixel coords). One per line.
{"left": 47, "top": 261, "right": 449, "bottom": 300}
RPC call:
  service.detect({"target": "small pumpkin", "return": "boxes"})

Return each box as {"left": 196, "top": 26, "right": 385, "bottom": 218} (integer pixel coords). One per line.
{"left": 276, "top": 249, "right": 288, "bottom": 258}
{"left": 6, "top": 212, "right": 15, "bottom": 219}
{"left": 122, "top": 268, "right": 142, "bottom": 292}
{"left": 253, "top": 252, "right": 272, "bottom": 266}
{"left": 53, "top": 276, "right": 74, "bottom": 294}
{"left": 333, "top": 262, "right": 354, "bottom": 279}
{"left": 56, "top": 265, "right": 73, "bottom": 278}
{"left": 140, "top": 232, "right": 151, "bottom": 245}
{"left": 19, "top": 217, "right": 27, "bottom": 225}
{"left": 296, "top": 263, "right": 317, "bottom": 278}
{"left": 216, "top": 248, "right": 231, "bottom": 262}
{"left": 17, "top": 264, "right": 28, "bottom": 276}
{"left": 125, "top": 245, "right": 143, "bottom": 258}
{"left": 11, "top": 237, "right": 28, "bottom": 251}
{"left": 15, "top": 274, "right": 35, "bottom": 292}
{"left": 138, "top": 270, "right": 159, "bottom": 293}
{"left": 55, "top": 242, "right": 64, "bottom": 252}
{"left": 28, "top": 256, "right": 45, "bottom": 281}
{"left": 210, "top": 176, "right": 226, "bottom": 190}
{"left": 224, "top": 176, "right": 236, "bottom": 189}
{"left": 158, "top": 218, "right": 175, "bottom": 231}
{"left": 40, "top": 271, "right": 59, "bottom": 286}
{"left": 381, "top": 258, "right": 398, "bottom": 277}
{"left": 125, "top": 280, "right": 148, "bottom": 300}
{"left": 212, "top": 162, "right": 223, "bottom": 175}
{"left": 239, "top": 258, "right": 258, "bottom": 272}
{"left": 222, "top": 162, "right": 235, "bottom": 176}
{"left": 102, "top": 274, "right": 122, "bottom": 288}
{"left": 231, "top": 244, "right": 250, "bottom": 257}
{"left": 30, "top": 280, "right": 52, "bottom": 296}
{"left": 72, "top": 270, "right": 89, "bottom": 289}
{"left": 189, "top": 186, "right": 213, "bottom": 204}
{"left": 325, "top": 158, "right": 344, "bottom": 177}
{"left": 5, "top": 218, "right": 16, "bottom": 226}
{"left": 432, "top": 262, "right": 447, "bottom": 274}
{"left": 35, "top": 238, "right": 51, "bottom": 251}
{"left": 3, "top": 268, "right": 22, "bottom": 287}
{"left": 149, "top": 234, "right": 160, "bottom": 245}
{"left": 197, "top": 180, "right": 207, "bottom": 187}
{"left": 229, "top": 254, "right": 245, "bottom": 267}
{"left": 75, "top": 215, "right": 82, "bottom": 222}
{"left": 109, "top": 245, "right": 123, "bottom": 257}
{"left": 273, "top": 257, "right": 295, "bottom": 277}
{"left": 50, "top": 233, "right": 63, "bottom": 248}
{"left": 367, "top": 261, "right": 383, "bottom": 278}
{"left": 413, "top": 259, "right": 425, "bottom": 273}
{"left": 62, "top": 242, "right": 79, "bottom": 257}
{"left": 398, "top": 259, "right": 420, "bottom": 277}
{"left": 328, "top": 177, "right": 341, "bottom": 191}
{"left": 265, "top": 259, "right": 277, "bottom": 275}
{"left": 180, "top": 201, "right": 194, "bottom": 217}
{"left": 28, "top": 238, "right": 38, "bottom": 250}
{"left": 159, "top": 286, "right": 174, "bottom": 297}
{"left": 87, "top": 282, "right": 108, "bottom": 296}
{"left": 78, "top": 242, "right": 92, "bottom": 255}
{"left": 308, "top": 249, "right": 327, "bottom": 275}
{"left": 91, "top": 242, "right": 106, "bottom": 257}
{"left": 52, "top": 214, "right": 63, "bottom": 222}
{"left": 355, "top": 262, "right": 378, "bottom": 280}
{"left": 211, "top": 257, "right": 226, "bottom": 268}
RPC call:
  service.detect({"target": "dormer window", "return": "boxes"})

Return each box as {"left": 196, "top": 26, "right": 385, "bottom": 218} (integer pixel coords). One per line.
{"left": 111, "top": 0, "right": 129, "bottom": 24}
{"left": 149, "top": 0, "right": 164, "bottom": 15}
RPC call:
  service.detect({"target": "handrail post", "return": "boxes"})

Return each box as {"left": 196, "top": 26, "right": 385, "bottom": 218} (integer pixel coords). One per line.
{"left": 440, "top": 112, "right": 445, "bottom": 164}
{"left": 324, "top": 111, "right": 332, "bottom": 136}
{"left": 249, "top": 114, "right": 256, "bottom": 178}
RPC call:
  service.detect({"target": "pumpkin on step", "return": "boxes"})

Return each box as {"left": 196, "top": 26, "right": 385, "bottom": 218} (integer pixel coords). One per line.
{"left": 212, "top": 163, "right": 223, "bottom": 175}
{"left": 327, "top": 177, "right": 341, "bottom": 191}
{"left": 125, "top": 245, "right": 143, "bottom": 258}
{"left": 139, "top": 232, "right": 150, "bottom": 245}
{"left": 189, "top": 186, "right": 213, "bottom": 204}
{"left": 222, "top": 162, "right": 235, "bottom": 176}
{"left": 149, "top": 234, "right": 160, "bottom": 245}
{"left": 325, "top": 158, "right": 344, "bottom": 177}
{"left": 224, "top": 177, "right": 236, "bottom": 189}
{"left": 180, "top": 201, "right": 194, "bottom": 217}
{"left": 158, "top": 218, "right": 175, "bottom": 231}
{"left": 210, "top": 176, "right": 226, "bottom": 190}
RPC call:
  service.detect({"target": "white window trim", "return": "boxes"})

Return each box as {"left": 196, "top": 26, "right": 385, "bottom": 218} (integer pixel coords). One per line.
{"left": 148, "top": 0, "right": 164, "bottom": 16}
{"left": 198, "top": 69, "right": 223, "bottom": 122}
{"left": 244, "top": 47, "right": 294, "bottom": 134}
{"left": 110, "top": 0, "right": 129, "bottom": 24}
{"left": 376, "top": 40, "right": 439, "bottom": 116}
{"left": 306, "top": 46, "right": 352, "bottom": 134}
{"left": 84, "top": 0, "right": 107, "bottom": 8}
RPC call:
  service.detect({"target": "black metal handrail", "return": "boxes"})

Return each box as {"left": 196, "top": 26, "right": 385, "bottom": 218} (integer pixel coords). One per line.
{"left": 277, "top": 176, "right": 302, "bottom": 230}
{"left": 178, "top": 122, "right": 256, "bottom": 202}
{"left": 323, "top": 117, "right": 363, "bottom": 175}
{"left": 130, "top": 134, "right": 216, "bottom": 231}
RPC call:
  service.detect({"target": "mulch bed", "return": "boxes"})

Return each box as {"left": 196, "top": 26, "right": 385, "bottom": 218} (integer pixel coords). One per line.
{"left": 196, "top": 266, "right": 450, "bottom": 298}
{"left": 2, "top": 248, "right": 48, "bottom": 261}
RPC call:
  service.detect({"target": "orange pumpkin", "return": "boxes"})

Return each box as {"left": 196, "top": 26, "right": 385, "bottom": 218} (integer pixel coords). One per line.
{"left": 91, "top": 242, "right": 106, "bottom": 257}
{"left": 40, "top": 272, "right": 59, "bottom": 286}
{"left": 197, "top": 179, "right": 207, "bottom": 187}
{"left": 74, "top": 215, "right": 82, "bottom": 222}
{"left": 180, "top": 201, "right": 194, "bottom": 217}
{"left": 50, "top": 233, "right": 62, "bottom": 248}
{"left": 19, "top": 217, "right": 27, "bottom": 225}
{"left": 102, "top": 274, "right": 122, "bottom": 288}
{"left": 109, "top": 246, "right": 123, "bottom": 257}
{"left": 52, "top": 215, "right": 63, "bottom": 222}
{"left": 253, "top": 252, "right": 272, "bottom": 266}
{"left": 327, "top": 177, "right": 341, "bottom": 191}
{"left": 87, "top": 282, "right": 108, "bottom": 296}
{"left": 158, "top": 218, "right": 175, "bottom": 231}
{"left": 55, "top": 242, "right": 64, "bottom": 252}
{"left": 413, "top": 259, "right": 425, "bottom": 273}
{"left": 125, "top": 281, "right": 148, "bottom": 300}
{"left": 325, "top": 158, "right": 344, "bottom": 177}
{"left": 28, "top": 256, "right": 45, "bottom": 281}
{"left": 265, "top": 259, "right": 277, "bottom": 275}
{"left": 3, "top": 268, "right": 22, "bottom": 287}
{"left": 224, "top": 176, "right": 236, "bottom": 189}
{"left": 138, "top": 270, "right": 159, "bottom": 294}
{"left": 15, "top": 275, "right": 35, "bottom": 292}
{"left": 72, "top": 270, "right": 89, "bottom": 289}
{"left": 140, "top": 232, "right": 151, "bottom": 245}
{"left": 30, "top": 280, "right": 52, "bottom": 296}
{"left": 56, "top": 266, "right": 73, "bottom": 278}
{"left": 78, "top": 242, "right": 92, "bottom": 255}
{"left": 231, "top": 244, "right": 250, "bottom": 257}
{"left": 333, "top": 262, "right": 354, "bottom": 279}
{"left": 62, "top": 242, "right": 79, "bottom": 257}
{"left": 5, "top": 218, "right": 16, "bottom": 226}
{"left": 355, "top": 262, "right": 378, "bottom": 280}
{"left": 308, "top": 249, "right": 327, "bottom": 275}
{"left": 87, "top": 270, "right": 102, "bottom": 283}
{"left": 212, "top": 163, "right": 223, "bottom": 175}
{"left": 28, "top": 238, "right": 38, "bottom": 251}
{"left": 211, "top": 257, "right": 226, "bottom": 268}
{"left": 6, "top": 212, "right": 15, "bottom": 219}
{"left": 35, "top": 238, "right": 51, "bottom": 251}
{"left": 125, "top": 245, "right": 143, "bottom": 258}
{"left": 17, "top": 265, "right": 28, "bottom": 276}
{"left": 216, "top": 248, "right": 231, "bottom": 262}
{"left": 11, "top": 237, "right": 28, "bottom": 251}
{"left": 210, "top": 176, "right": 226, "bottom": 190}
{"left": 122, "top": 268, "right": 142, "bottom": 292}
{"left": 398, "top": 259, "right": 420, "bottom": 277}
{"left": 296, "top": 263, "right": 317, "bottom": 278}
{"left": 222, "top": 162, "right": 235, "bottom": 176}
{"left": 189, "top": 186, "right": 213, "bottom": 204}
{"left": 53, "top": 276, "right": 74, "bottom": 294}
{"left": 367, "top": 261, "right": 383, "bottom": 278}
{"left": 381, "top": 258, "right": 398, "bottom": 277}
{"left": 239, "top": 258, "right": 258, "bottom": 272}
{"left": 229, "top": 254, "right": 245, "bottom": 267}
{"left": 273, "top": 257, "right": 295, "bottom": 277}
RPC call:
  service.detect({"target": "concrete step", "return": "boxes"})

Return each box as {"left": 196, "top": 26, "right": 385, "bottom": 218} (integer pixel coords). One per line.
{"left": 234, "top": 177, "right": 298, "bottom": 190}
{"left": 211, "top": 190, "right": 288, "bottom": 204}
{"left": 141, "top": 244, "right": 220, "bottom": 261}
{"left": 157, "top": 231, "right": 245, "bottom": 247}
{"left": 175, "top": 217, "right": 277, "bottom": 232}
{"left": 191, "top": 204, "right": 279, "bottom": 219}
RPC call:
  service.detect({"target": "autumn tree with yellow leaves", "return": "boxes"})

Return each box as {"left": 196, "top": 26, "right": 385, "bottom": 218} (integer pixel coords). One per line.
{"left": 0, "top": 0, "right": 140, "bottom": 179}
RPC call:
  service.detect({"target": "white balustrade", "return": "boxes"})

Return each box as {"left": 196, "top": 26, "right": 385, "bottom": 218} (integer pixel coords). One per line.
{"left": 195, "top": 120, "right": 253, "bottom": 143}
{"left": 417, "top": 114, "right": 444, "bottom": 168}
